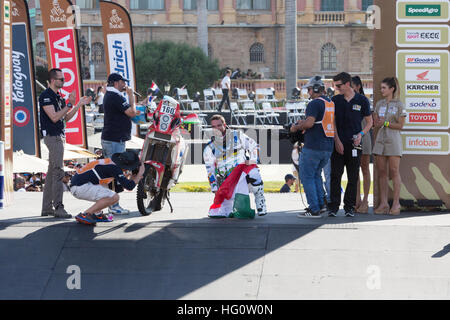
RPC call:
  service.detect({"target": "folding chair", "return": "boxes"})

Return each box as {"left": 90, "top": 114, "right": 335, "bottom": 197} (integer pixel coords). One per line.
{"left": 203, "top": 88, "right": 220, "bottom": 110}
{"left": 236, "top": 88, "right": 253, "bottom": 108}
{"left": 229, "top": 102, "right": 247, "bottom": 125}
{"left": 242, "top": 101, "right": 267, "bottom": 125}
{"left": 190, "top": 102, "right": 208, "bottom": 125}
{"left": 285, "top": 101, "right": 302, "bottom": 124}
{"left": 175, "top": 88, "right": 193, "bottom": 110}
{"left": 261, "top": 102, "right": 280, "bottom": 124}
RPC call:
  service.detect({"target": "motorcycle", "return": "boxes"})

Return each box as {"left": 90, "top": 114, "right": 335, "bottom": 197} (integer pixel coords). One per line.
{"left": 136, "top": 95, "right": 200, "bottom": 215}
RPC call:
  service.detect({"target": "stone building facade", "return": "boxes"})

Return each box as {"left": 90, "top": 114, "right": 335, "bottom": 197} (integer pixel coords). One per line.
{"left": 32, "top": 0, "right": 374, "bottom": 81}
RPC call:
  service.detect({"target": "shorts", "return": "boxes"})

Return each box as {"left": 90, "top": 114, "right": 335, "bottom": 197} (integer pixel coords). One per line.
{"left": 70, "top": 182, "right": 116, "bottom": 202}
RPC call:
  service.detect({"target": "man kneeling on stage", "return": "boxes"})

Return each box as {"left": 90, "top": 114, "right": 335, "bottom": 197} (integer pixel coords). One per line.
{"left": 203, "top": 115, "right": 267, "bottom": 218}
{"left": 70, "top": 151, "right": 145, "bottom": 225}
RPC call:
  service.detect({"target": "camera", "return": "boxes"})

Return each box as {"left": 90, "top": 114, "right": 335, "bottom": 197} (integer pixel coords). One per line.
{"left": 279, "top": 123, "right": 304, "bottom": 144}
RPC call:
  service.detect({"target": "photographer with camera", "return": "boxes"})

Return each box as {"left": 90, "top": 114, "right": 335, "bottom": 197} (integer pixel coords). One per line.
{"left": 69, "top": 151, "right": 145, "bottom": 226}
{"left": 290, "top": 76, "right": 335, "bottom": 218}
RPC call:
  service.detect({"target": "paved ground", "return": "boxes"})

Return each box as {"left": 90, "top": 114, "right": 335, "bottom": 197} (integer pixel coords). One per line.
{"left": 1, "top": 191, "right": 449, "bottom": 300}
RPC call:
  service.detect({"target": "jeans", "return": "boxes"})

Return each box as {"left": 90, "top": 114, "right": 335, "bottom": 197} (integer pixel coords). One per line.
{"left": 329, "top": 144, "right": 362, "bottom": 212}
{"left": 101, "top": 139, "right": 126, "bottom": 159}
{"left": 299, "top": 147, "right": 332, "bottom": 213}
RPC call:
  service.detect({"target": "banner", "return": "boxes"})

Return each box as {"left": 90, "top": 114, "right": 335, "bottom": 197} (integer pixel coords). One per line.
{"left": 99, "top": 0, "right": 136, "bottom": 92}
{"left": 40, "top": 0, "right": 87, "bottom": 148}
{"left": 11, "top": 0, "right": 40, "bottom": 156}
{"left": 1, "top": 0, "right": 13, "bottom": 206}
{"left": 374, "top": 0, "right": 450, "bottom": 210}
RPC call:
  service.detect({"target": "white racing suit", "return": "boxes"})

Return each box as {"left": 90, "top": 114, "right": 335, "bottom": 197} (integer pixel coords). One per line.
{"left": 203, "top": 129, "right": 267, "bottom": 216}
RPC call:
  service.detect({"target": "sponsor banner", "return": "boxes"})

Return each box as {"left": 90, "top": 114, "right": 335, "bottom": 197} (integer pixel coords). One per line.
{"left": 405, "top": 54, "right": 441, "bottom": 67}
{"left": 40, "top": 0, "right": 87, "bottom": 148}
{"left": 3, "top": 0, "right": 10, "bottom": 23}
{"left": 396, "top": 24, "right": 449, "bottom": 47}
{"left": 106, "top": 33, "right": 134, "bottom": 90}
{"left": 401, "top": 132, "right": 450, "bottom": 155}
{"left": 405, "top": 97, "right": 441, "bottom": 109}
{"left": 47, "top": 27, "right": 84, "bottom": 145}
{"left": 405, "top": 68, "right": 440, "bottom": 81}
{"left": 406, "top": 111, "right": 441, "bottom": 124}
{"left": 397, "top": 50, "right": 449, "bottom": 129}
{"left": 397, "top": 0, "right": 449, "bottom": 22}
{"left": 405, "top": 83, "right": 440, "bottom": 95}
{"left": 4, "top": 49, "right": 11, "bottom": 126}
{"left": 12, "top": 22, "right": 38, "bottom": 155}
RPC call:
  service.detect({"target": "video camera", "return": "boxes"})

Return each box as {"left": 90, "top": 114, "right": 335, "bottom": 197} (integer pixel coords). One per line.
{"left": 279, "top": 123, "right": 304, "bottom": 144}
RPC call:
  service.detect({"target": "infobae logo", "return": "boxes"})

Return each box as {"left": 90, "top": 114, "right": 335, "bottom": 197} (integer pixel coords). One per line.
{"left": 406, "top": 98, "right": 440, "bottom": 110}
{"left": 405, "top": 55, "right": 441, "bottom": 67}
{"left": 406, "top": 136, "right": 441, "bottom": 149}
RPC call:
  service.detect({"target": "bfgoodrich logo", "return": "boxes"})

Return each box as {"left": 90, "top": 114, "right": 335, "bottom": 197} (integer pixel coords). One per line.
{"left": 406, "top": 5, "right": 441, "bottom": 16}
{"left": 405, "top": 55, "right": 441, "bottom": 67}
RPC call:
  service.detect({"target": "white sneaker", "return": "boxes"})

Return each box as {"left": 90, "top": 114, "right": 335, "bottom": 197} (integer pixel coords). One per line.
{"left": 108, "top": 203, "right": 130, "bottom": 215}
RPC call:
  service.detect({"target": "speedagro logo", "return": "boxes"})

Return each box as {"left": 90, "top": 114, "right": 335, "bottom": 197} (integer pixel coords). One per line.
{"left": 406, "top": 5, "right": 441, "bottom": 16}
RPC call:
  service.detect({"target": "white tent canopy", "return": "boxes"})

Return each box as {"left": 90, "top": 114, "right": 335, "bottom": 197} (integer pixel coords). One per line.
{"left": 40, "top": 142, "right": 97, "bottom": 160}
{"left": 13, "top": 150, "right": 74, "bottom": 173}
{"left": 87, "top": 132, "right": 144, "bottom": 150}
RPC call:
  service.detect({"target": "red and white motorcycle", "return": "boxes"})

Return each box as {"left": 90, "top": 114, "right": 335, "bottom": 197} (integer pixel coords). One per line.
{"left": 137, "top": 95, "right": 199, "bottom": 215}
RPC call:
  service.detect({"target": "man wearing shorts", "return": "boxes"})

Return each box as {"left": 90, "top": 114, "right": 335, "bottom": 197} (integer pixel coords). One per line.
{"left": 70, "top": 151, "right": 145, "bottom": 225}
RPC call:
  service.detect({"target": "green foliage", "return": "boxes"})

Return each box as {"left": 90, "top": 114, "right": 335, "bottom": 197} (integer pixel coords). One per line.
{"left": 135, "top": 41, "right": 220, "bottom": 97}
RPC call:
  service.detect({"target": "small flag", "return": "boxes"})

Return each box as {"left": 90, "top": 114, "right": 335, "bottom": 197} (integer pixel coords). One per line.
{"left": 150, "top": 81, "right": 159, "bottom": 94}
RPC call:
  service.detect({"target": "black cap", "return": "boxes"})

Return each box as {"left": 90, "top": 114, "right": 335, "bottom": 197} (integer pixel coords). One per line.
{"left": 107, "top": 73, "right": 129, "bottom": 83}
{"left": 111, "top": 151, "right": 140, "bottom": 171}
{"left": 285, "top": 174, "right": 296, "bottom": 182}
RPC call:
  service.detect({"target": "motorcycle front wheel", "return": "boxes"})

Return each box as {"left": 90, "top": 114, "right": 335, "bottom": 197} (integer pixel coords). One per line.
{"left": 137, "top": 179, "right": 166, "bottom": 216}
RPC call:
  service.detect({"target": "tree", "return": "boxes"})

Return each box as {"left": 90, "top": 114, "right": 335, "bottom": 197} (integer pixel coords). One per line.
{"left": 134, "top": 41, "right": 220, "bottom": 97}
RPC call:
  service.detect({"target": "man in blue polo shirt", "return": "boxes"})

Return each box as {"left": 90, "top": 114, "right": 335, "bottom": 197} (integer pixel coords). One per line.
{"left": 290, "top": 76, "right": 335, "bottom": 218}
{"left": 328, "top": 72, "right": 373, "bottom": 217}
{"left": 101, "top": 73, "right": 137, "bottom": 214}
{"left": 39, "top": 68, "right": 91, "bottom": 218}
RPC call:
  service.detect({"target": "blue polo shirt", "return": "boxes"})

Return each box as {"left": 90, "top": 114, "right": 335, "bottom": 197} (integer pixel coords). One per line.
{"left": 303, "top": 96, "right": 334, "bottom": 152}
{"left": 332, "top": 93, "right": 371, "bottom": 145}
{"left": 38, "top": 88, "right": 66, "bottom": 137}
{"left": 101, "top": 87, "right": 132, "bottom": 142}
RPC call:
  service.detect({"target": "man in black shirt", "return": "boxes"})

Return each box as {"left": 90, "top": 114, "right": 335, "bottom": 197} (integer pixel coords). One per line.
{"left": 101, "top": 73, "right": 137, "bottom": 214}
{"left": 39, "top": 68, "right": 91, "bottom": 217}
{"left": 328, "top": 72, "right": 373, "bottom": 217}
{"left": 280, "top": 174, "right": 296, "bottom": 193}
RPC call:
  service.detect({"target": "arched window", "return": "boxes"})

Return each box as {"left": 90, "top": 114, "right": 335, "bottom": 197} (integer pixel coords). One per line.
{"left": 320, "top": 43, "right": 337, "bottom": 71}
{"left": 36, "top": 42, "right": 46, "bottom": 61}
{"left": 250, "top": 42, "right": 264, "bottom": 63}
{"left": 91, "top": 42, "right": 104, "bottom": 64}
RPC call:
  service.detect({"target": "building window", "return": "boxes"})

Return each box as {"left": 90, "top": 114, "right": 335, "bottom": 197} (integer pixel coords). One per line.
{"left": 237, "top": 0, "right": 270, "bottom": 10}
{"left": 362, "top": 0, "right": 374, "bottom": 11}
{"left": 36, "top": 42, "right": 46, "bottom": 61}
{"left": 321, "top": 43, "right": 337, "bottom": 71}
{"left": 321, "top": 0, "right": 344, "bottom": 11}
{"left": 208, "top": 44, "right": 213, "bottom": 59}
{"left": 250, "top": 42, "right": 264, "bottom": 63}
{"left": 183, "top": 0, "right": 218, "bottom": 10}
{"left": 76, "top": 0, "right": 100, "bottom": 9}
{"left": 92, "top": 42, "right": 104, "bottom": 65}
{"left": 130, "top": 0, "right": 165, "bottom": 10}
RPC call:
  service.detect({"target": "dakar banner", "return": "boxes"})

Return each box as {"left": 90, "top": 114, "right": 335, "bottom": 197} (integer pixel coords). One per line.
{"left": 11, "top": 0, "right": 40, "bottom": 156}
{"left": 99, "top": 0, "right": 136, "bottom": 91}
{"left": 374, "top": 0, "right": 449, "bottom": 210}
{"left": 40, "top": 0, "right": 87, "bottom": 148}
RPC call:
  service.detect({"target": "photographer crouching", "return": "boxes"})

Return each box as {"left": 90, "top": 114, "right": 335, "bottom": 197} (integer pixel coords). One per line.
{"left": 290, "top": 76, "right": 335, "bottom": 218}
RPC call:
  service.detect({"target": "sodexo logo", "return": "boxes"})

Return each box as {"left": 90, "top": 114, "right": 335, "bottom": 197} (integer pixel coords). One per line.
{"left": 406, "top": 98, "right": 440, "bottom": 110}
